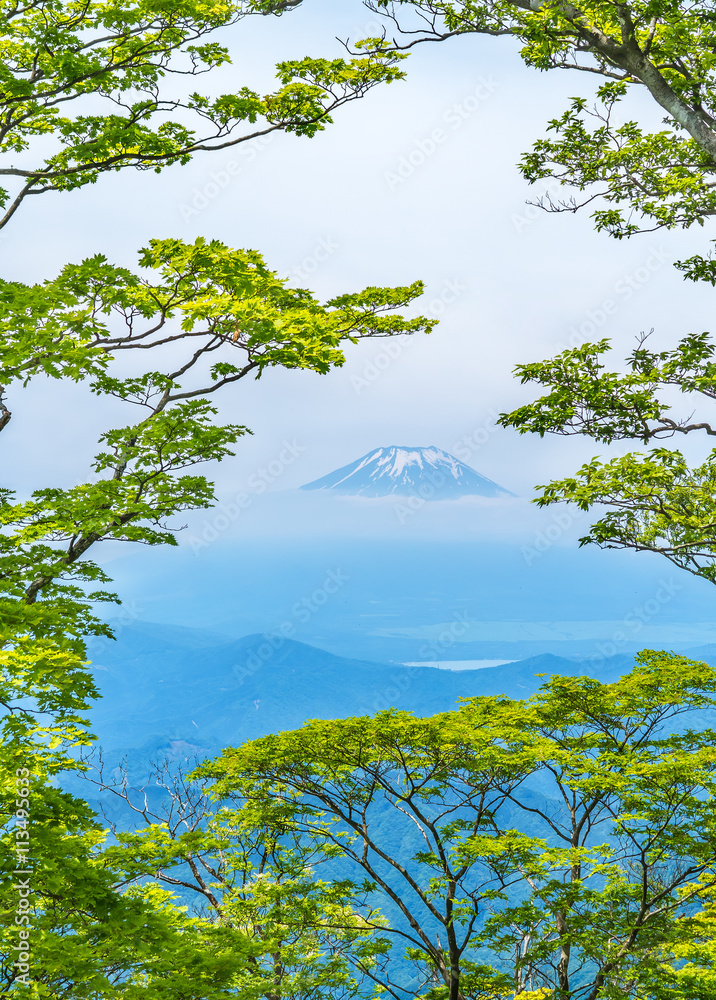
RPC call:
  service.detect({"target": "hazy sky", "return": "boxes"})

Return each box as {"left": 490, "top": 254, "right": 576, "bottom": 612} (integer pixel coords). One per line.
{"left": 5, "top": 0, "right": 716, "bottom": 572}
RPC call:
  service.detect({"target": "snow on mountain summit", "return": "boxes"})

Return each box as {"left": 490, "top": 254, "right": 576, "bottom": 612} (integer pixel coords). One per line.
{"left": 300, "top": 446, "right": 514, "bottom": 499}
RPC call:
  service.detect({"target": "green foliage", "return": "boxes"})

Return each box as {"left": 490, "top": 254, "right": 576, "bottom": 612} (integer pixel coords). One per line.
{"left": 520, "top": 82, "right": 716, "bottom": 238}
{"left": 0, "top": 755, "right": 388, "bottom": 998}
{"left": 501, "top": 331, "right": 716, "bottom": 445}
{"left": 198, "top": 651, "right": 716, "bottom": 1000}
{"left": 535, "top": 447, "right": 716, "bottom": 581}
{"left": 0, "top": 237, "right": 434, "bottom": 404}
{"left": 369, "top": 1, "right": 716, "bottom": 236}
{"left": 0, "top": 0, "right": 406, "bottom": 227}
{"left": 499, "top": 331, "right": 716, "bottom": 581}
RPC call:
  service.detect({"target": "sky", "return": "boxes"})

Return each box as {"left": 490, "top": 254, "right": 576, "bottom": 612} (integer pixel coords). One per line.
{"left": 5, "top": 0, "right": 716, "bottom": 639}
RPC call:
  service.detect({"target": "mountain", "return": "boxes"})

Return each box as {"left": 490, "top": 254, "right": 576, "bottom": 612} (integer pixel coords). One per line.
{"left": 300, "top": 446, "right": 514, "bottom": 499}
{"left": 88, "top": 625, "right": 716, "bottom": 769}
{"left": 77, "top": 623, "right": 716, "bottom": 835}
{"left": 75, "top": 624, "right": 716, "bottom": 981}
{"left": 85, "top": 627, "right": 634, "bottom": 772}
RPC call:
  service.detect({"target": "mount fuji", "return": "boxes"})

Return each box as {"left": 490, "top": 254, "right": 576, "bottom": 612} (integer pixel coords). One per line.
{"left": 300, "top": 446, "right": 514, "bottom": 499}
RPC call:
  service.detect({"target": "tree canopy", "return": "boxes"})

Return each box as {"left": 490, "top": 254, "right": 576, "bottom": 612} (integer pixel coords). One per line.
{"left": 365, "top": 0, "right": 716, "bottom": 237}
{"left": 199, "top": 651, "right": 716, "bottom": 1000}
{"left": 0, "top": 0, "right": 404, "bottom": 228}
{"left": 345, "top": 1, "right": 716, "bottom": 585}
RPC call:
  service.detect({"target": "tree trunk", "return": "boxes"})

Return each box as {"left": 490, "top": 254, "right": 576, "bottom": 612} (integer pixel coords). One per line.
{"left": 0, "top": 392, "right": 10, "bottom": 433}
{"left": 556, "top": 909, "right": 570, "bottom": 997}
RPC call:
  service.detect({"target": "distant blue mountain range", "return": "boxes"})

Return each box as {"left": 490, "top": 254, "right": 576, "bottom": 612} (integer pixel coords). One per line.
{"left": 85, "top": 623, "right": 645, "bottom": 779}
{"left": 77, "top": 620, "right": 716, "bottom": 828}
{"left": 300, "top": 446, "right": 514, "bottom": 498}
{"left": 75, "top": 622, "right": 716, "bottom": 974}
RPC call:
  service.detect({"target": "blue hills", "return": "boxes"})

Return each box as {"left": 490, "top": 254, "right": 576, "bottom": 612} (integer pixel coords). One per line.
{"left": 79, "top": 622, "right": 716, "bottom": 958}
{"left": 86, "top": 623, "right": 638, "bottom": 773}
{"left": 81, "top": 620, "right": 716, "bottom": 820}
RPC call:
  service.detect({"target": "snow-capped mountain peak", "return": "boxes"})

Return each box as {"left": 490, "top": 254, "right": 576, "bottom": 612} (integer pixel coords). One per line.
{"left": 301, "top": 446, "right": 514, "bottom": 499}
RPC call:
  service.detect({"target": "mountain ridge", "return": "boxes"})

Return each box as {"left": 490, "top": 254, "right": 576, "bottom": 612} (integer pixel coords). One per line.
{"left": 300, "top": 446, "right": 514, "bottom": 499}
{"left": 86, "top": 628, "right": 637, "bottom": 768}
{"left": 76, "top": 625, "right": 716, "bottom": 828}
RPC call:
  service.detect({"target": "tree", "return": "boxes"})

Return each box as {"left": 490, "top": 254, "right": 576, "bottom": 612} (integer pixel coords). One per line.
{"left": 0, "top": 0, "right": 404, "bottom": 229}
{"left": 342, "top": 1, "right": 716, "bottom": 585}
{"left": 362, "top": 0, "right": 716, "bottom": 237}
{"left": 198, "top": 650, "right": 716, "bottom": 1000}
{"left": 1, "top": 750, "right": 388, "bottom": 998}
{"left": 0, "top": 3, "right": 430, "bottom": 990}
{"left": 497, "top": 329, "right": 716, "bottom": 584}
{"left": 55, "top": 754, "right": 390, "bottom": 999}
